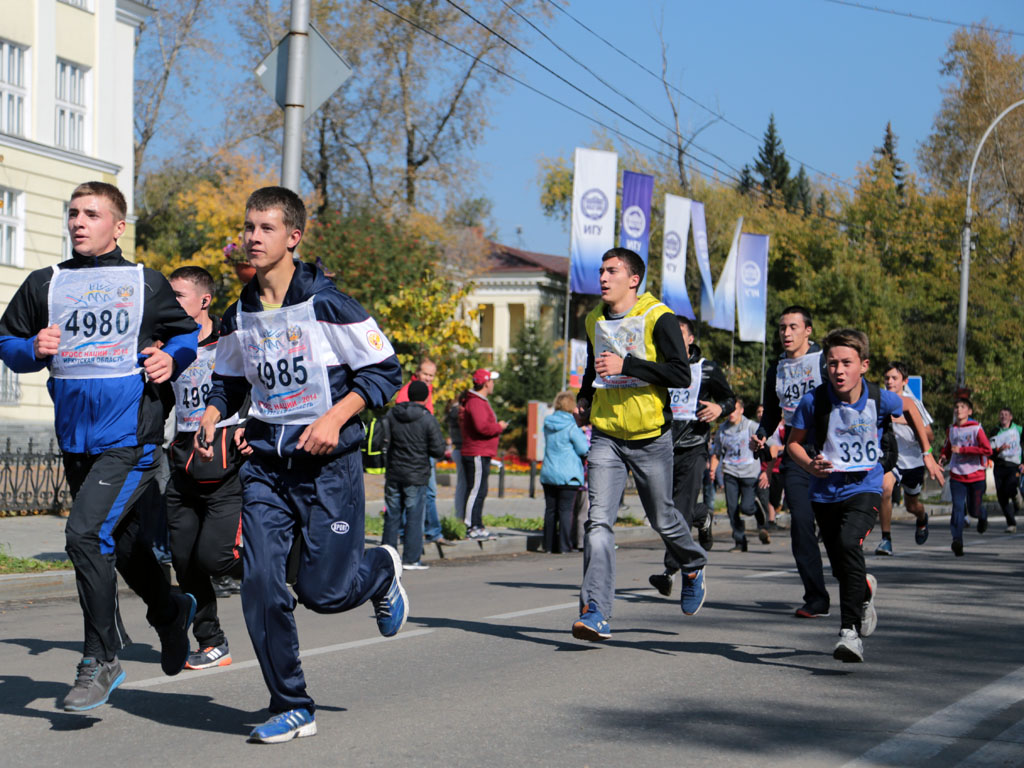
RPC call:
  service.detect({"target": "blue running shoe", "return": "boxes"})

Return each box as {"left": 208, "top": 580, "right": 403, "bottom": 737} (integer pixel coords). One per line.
{"left": 248, "top": 708, "right": 317, "bottom": 744}
{"left": 915, "top": 513, "right": 929, "bottom": 545}
{"left": 875, "top": 538, "right": 893, "bottom": 556}
{"left": 572, "top": 602, "right": 611, "bottom": 641}
{"left": 680, "top": 569, "right": 707, "bottom": 616}
{"left": 157, "top": 592, "right": 197, "bottom": 676}
{"left": 372, "top": 545, "right": 408, "bottom": 637}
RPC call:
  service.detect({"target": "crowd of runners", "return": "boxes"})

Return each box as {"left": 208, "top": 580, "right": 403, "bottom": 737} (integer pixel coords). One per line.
{"left": 0, "top": 181, "right": 1019, "bottom": 744}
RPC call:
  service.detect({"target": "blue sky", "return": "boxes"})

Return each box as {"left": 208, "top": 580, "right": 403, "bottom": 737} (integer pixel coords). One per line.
{"left": 470, "top": 0, "right": 1023, "bottom": 255}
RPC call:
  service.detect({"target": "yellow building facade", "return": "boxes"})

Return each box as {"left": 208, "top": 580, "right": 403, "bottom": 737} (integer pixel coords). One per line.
{"left": 0, "top": 0, "right": 147, "bottom": 431}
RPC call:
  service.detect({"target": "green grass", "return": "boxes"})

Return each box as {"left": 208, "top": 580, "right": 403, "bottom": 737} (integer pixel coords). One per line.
{"left": 0, "top": 551, "right": 73, "bottom": 574}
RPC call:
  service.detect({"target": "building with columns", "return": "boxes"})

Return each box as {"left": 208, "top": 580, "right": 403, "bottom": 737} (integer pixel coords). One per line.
{"left": 0, "top": 0, "right": 149, "bottom": 439}
{"left": 465, "top": 243, "right": 569, "bottom": 364}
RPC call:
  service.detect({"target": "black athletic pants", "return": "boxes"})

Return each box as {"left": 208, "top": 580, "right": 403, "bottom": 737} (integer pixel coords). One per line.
{"left": 663, "top": 442, "right": 708, "bottom": 572}
{"left": 813, "top": 492, "right": 878, "bottom": 632}
{"left": 461, "top": 454, "right": 492, "bottom": 530}
{"left": 784, "top": 458, "right": 830, "bottom": 612}
{"left": 166, "top": 470, "right": 243, "bottom": 648}
{"left": 994, "top": 463, "right": 1020, "bottom": 526}
{"left": 63, "top": 445, "right": 177, "bottom": 661}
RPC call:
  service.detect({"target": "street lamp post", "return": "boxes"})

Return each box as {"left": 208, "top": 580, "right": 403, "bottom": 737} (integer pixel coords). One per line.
{"left": 956, "top": 97, "right": 1024, "bottom": 389}
{"left": 280, "top": 0, "right": 311, "bottom": 193}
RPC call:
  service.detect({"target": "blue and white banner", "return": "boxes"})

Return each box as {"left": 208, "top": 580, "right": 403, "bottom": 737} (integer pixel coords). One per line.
{"left": 709, "top": 217, "right": 743, "bottom": 332}
{"left": 661, "top": 194, "right": 695, "bottom": 319}
{"left": 619, "top": 172, "right": 654, "bottom": 293}
{"left": 736, "top": 232, "right": 769, "bottom": 342}
{"left": 570, "top": 148, "right": 618, "bottom": 295}
{"left": 690, "top": 201, "right": 715, "bottom": 321}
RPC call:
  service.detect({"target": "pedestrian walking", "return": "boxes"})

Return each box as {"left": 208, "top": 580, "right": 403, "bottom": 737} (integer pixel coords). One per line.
{"left": 383, "top": 380, "right": 446, "bottom": 569}
{"left": 459, "top": 369, "right": 507, "bottom": 540}
{"left": 0, "top": 181, "right": 200, "bottom": 710}
{"left": 540, "top": 391, "right": 589, "bottom": 554}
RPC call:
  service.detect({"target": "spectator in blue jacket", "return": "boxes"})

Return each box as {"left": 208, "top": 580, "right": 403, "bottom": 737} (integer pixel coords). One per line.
{"left": 540, "top": 391, "right": 589, "bottom": 553}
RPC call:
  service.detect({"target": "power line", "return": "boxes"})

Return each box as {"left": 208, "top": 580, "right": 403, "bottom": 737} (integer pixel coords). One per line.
{"left": 497, "top": 0, "right": 743, "bottom": 177}
{"left": 541, "top": 0, "right": 854, "bottom": 188}
{"left": 820, "top": 0, "right": 1024, "bottom": 38}
{"left": 360, "top": 0, "right": 955, "bottom": 248}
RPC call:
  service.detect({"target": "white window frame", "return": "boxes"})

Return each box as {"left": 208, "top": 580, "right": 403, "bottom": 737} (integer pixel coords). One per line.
{"left": 55, "top": 59, "right": 89, "bottom": 153}
{"left": 58, "top": 0, "right": 93, "bottom": 11}
{"left": 0, "top": 39, "right": 29, "bottom": 137}
{"left": 61, "top": 202, "right": 72, "bottom": 261}
{"left": 0, "top": 186, "right": 24, "bottom": 268}
{"left": 0, "top": 363, "right": 20, "bottom": 406}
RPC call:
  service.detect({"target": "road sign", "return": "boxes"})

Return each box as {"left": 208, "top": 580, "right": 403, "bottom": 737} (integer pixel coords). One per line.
{"left": 907, "top": 375, "right": 923, "bottom": 402}
{"left": 255, "top": 23, "right": 353, "bottom": 122}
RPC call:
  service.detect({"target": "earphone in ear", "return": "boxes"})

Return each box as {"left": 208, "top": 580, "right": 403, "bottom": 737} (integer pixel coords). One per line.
{"left": 201, "top": 299, "right": 208, "bottom": 309}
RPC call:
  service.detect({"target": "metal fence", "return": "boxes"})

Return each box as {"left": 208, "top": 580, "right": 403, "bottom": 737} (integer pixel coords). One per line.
{"left": 0, "top": 438, "right": 71, "bottom": 515}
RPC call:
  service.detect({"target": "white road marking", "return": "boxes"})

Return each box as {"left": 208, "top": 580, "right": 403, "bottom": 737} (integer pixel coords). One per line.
{"left": 121, "top": 629, "right": 435, "bottom": 689}
{"left": 955, "top": 716, "right": 1024, "bottom": 767}
{"left": 744, "top": 569, "right": 800, "bottom": 578}
{"left": 843, "top": 666, "right": 1024, "bottom": 767}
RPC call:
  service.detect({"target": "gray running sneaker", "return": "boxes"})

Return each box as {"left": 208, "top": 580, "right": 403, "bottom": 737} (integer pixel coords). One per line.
{"left": 63, "top": 657, "right": 126, "bottom": 711}
{"left": 833, "top": 628, "right": 864, "bottom": 663}
{"left": 861, "top": 574, "right": 878, "bottom": 637}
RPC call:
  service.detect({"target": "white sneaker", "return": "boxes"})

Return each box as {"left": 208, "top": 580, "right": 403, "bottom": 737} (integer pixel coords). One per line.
{"left": 403, "top": 562, "right": 430, "bottom": 571}
{"left": 833, "top": 628, "right": 864, "bottom": 662}
{"left": 861, "top": 573, "right": 877, "bottom": 638}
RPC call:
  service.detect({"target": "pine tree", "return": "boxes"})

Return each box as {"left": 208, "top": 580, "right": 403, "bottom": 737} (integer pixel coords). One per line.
{"left": 736, "top": 165, "right": 756, "bottom": 195}
{"left": 788, "top": 164, "right": 812, "bottom": 216}
{"left": 874, "top": 121, "right": 906, "bottom": 195}
{"left": 753, "top": 114, "right": 791, "bottom": 207}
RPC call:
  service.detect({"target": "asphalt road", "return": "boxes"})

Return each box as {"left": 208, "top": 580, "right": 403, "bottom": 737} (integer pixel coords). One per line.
{"left": 2, "top": 524, "right": 1023, "bottom": 767}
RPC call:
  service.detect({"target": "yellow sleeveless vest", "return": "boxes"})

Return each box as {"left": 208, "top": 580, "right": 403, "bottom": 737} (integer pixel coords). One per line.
{"left": 585, "top": 292, "right": 674, "bottom": 440}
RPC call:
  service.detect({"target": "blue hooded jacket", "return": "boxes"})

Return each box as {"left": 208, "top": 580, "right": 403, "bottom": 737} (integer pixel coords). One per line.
{"left": 539, "top": 410, "right": 588, "bottom": 487}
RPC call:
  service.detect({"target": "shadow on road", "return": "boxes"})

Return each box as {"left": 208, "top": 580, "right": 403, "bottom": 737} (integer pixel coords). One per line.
{"left": 0, "top": 636, "right": 161, "bottom": 664}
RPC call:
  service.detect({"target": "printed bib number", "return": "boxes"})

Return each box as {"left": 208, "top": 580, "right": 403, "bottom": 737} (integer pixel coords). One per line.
{"left": 592, "top": 314, "right": 649, "bottom": 389}
{"left": 776, "top": 351, "right": 822, "bottom": 425}
{"left": 172, "top": 343, "right": 239, "bottom": 432}
{"left": 721, "top": 426, "right": 756, "bottom": 466}
{"left": 237, "top": 298, "right": 331, "bottom": 425}
{"left": 669, "top": 361, "right": 703, "bottom": 421}
{"left": 47, "top": 265, "right": 144, "bottom": 379}
{"left": 822, "top": 398, "right": 879, "bottom": 472}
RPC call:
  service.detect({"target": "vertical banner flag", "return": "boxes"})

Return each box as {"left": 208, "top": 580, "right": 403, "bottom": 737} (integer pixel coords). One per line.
{"left": 661, "top": 194, "right": 695, "bottom": 319}
{"left": 736, "top": 233, "right": 769, "bottom": 342}
{"left": 709, "top": 217, "right": 744, "bottom": 332}
{"left": 569, "top": 338, "right": 588, "bottom": 388}
{"left": 570, "top": 148, "right": 618, "bottom": 295}
{"left": 690, "top": 201, "right": 715, "bottom": 321}
{"left": 619, "top": 171, "right": 654, "bottom": 292}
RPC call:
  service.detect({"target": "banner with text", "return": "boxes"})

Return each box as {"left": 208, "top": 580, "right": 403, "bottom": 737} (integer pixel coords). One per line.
{"left": 570, "top": 148, "right": 618, "bottom": 295}
{"left": 569, "top": 338, "right": 589, "bottom": 389}
{"left": 709, "top": 217, "right": 744, "bottom": 332}
{"left": 619, "top": 170, "right": 654, "bottom": 292}
{"left": 661, "top": 194, "right": 695, "bottom": 319}
{"left": 690, "top": 201, "right": 715, "bottom": 321}
{"left": 736, "top": 233, "right": 769, "bottom": 342}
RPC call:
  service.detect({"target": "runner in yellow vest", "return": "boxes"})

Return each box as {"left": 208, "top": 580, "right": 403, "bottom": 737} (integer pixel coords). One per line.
{"left": 572, "top": 248, "right": 709, "bottom": 641}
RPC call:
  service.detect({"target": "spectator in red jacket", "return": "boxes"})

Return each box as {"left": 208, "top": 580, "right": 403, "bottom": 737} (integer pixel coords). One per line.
{"left": 459, "top": 369, "right": 507, "bottom": 540}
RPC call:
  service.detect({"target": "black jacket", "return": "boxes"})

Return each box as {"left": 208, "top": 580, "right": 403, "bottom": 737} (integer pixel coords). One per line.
{"left": 671, "top": 343, "right": 736, "bottom": 452}
{"left": 384, "top": 401, "right": 446, "bottom": 485}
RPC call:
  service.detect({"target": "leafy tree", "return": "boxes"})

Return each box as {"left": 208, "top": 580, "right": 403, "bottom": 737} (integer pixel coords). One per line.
{"left": 493, "top": 321, "right": 561, "bottom": 453}
{"left": 753, "top": 114, "right": 791, "bottom": 208}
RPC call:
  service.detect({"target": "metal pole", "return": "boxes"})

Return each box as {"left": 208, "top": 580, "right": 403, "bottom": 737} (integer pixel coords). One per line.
{"left": 956, "top": 97, "right": 1024, "bottom": 389}
{"left": 281, "top": 0, "right": 311, "bottom": 193}
{"left": 561, "top": 267, "right": 572, "bottom": 391}
{"left": 759, "top": 339, "right": 766, "bottom": 404}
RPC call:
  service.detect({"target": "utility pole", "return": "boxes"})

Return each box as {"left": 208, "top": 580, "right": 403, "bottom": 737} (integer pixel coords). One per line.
{"left": 280, "top": 0, "right": 311, "bottom": 193}
{"left": 957, "top": 98, "right": 1024, "bottom": 388}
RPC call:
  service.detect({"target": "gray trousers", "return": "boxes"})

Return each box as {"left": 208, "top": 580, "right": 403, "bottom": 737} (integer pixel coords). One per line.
{"left": 581, "top": 430, "right": 708, "bottom": 618}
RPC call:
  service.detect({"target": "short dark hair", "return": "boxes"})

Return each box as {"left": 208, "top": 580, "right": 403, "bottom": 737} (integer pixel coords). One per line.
{"left": 245, "top": 186, "right": 307, "bottom": 234}
{"left": 169, "top": 266, "right": 215, "bottom": 296}
{"left": 601, "top": 247, "right": 645, "bottom": 283}
{"left": 823, "top": 327, "right": 869, "bottom": 361}
{"left": 955, "top": 396, "right": 974, "bottom": 412}
{"left": 677, "top": 315, "right": 696, "bottom": 339}
{"left": 1000, "top": 406, "right": 1013, "bottom": 415}
{"left": 71, "top": 181, "right": 127, "bottom": 221}
{"left": 779, "top": 305, "right": 812, "bottom": 328}
{"left": 885, "top": 361, "right": 909, "bottom": 381}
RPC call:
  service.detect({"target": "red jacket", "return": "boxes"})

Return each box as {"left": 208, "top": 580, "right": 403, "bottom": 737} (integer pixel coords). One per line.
{"left": 394, "top": 375, "right": 434, "bottom": 414}
{"left": 460, "top": 390, "right": 502, "bottom": 457}
{"left": 941, "top": 419, "right": 991, "bottom": 483}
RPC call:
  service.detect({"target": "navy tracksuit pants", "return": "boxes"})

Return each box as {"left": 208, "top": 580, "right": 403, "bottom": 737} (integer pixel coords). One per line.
{"left": 239, "top": 449, "right": 394, "bottom": 714}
